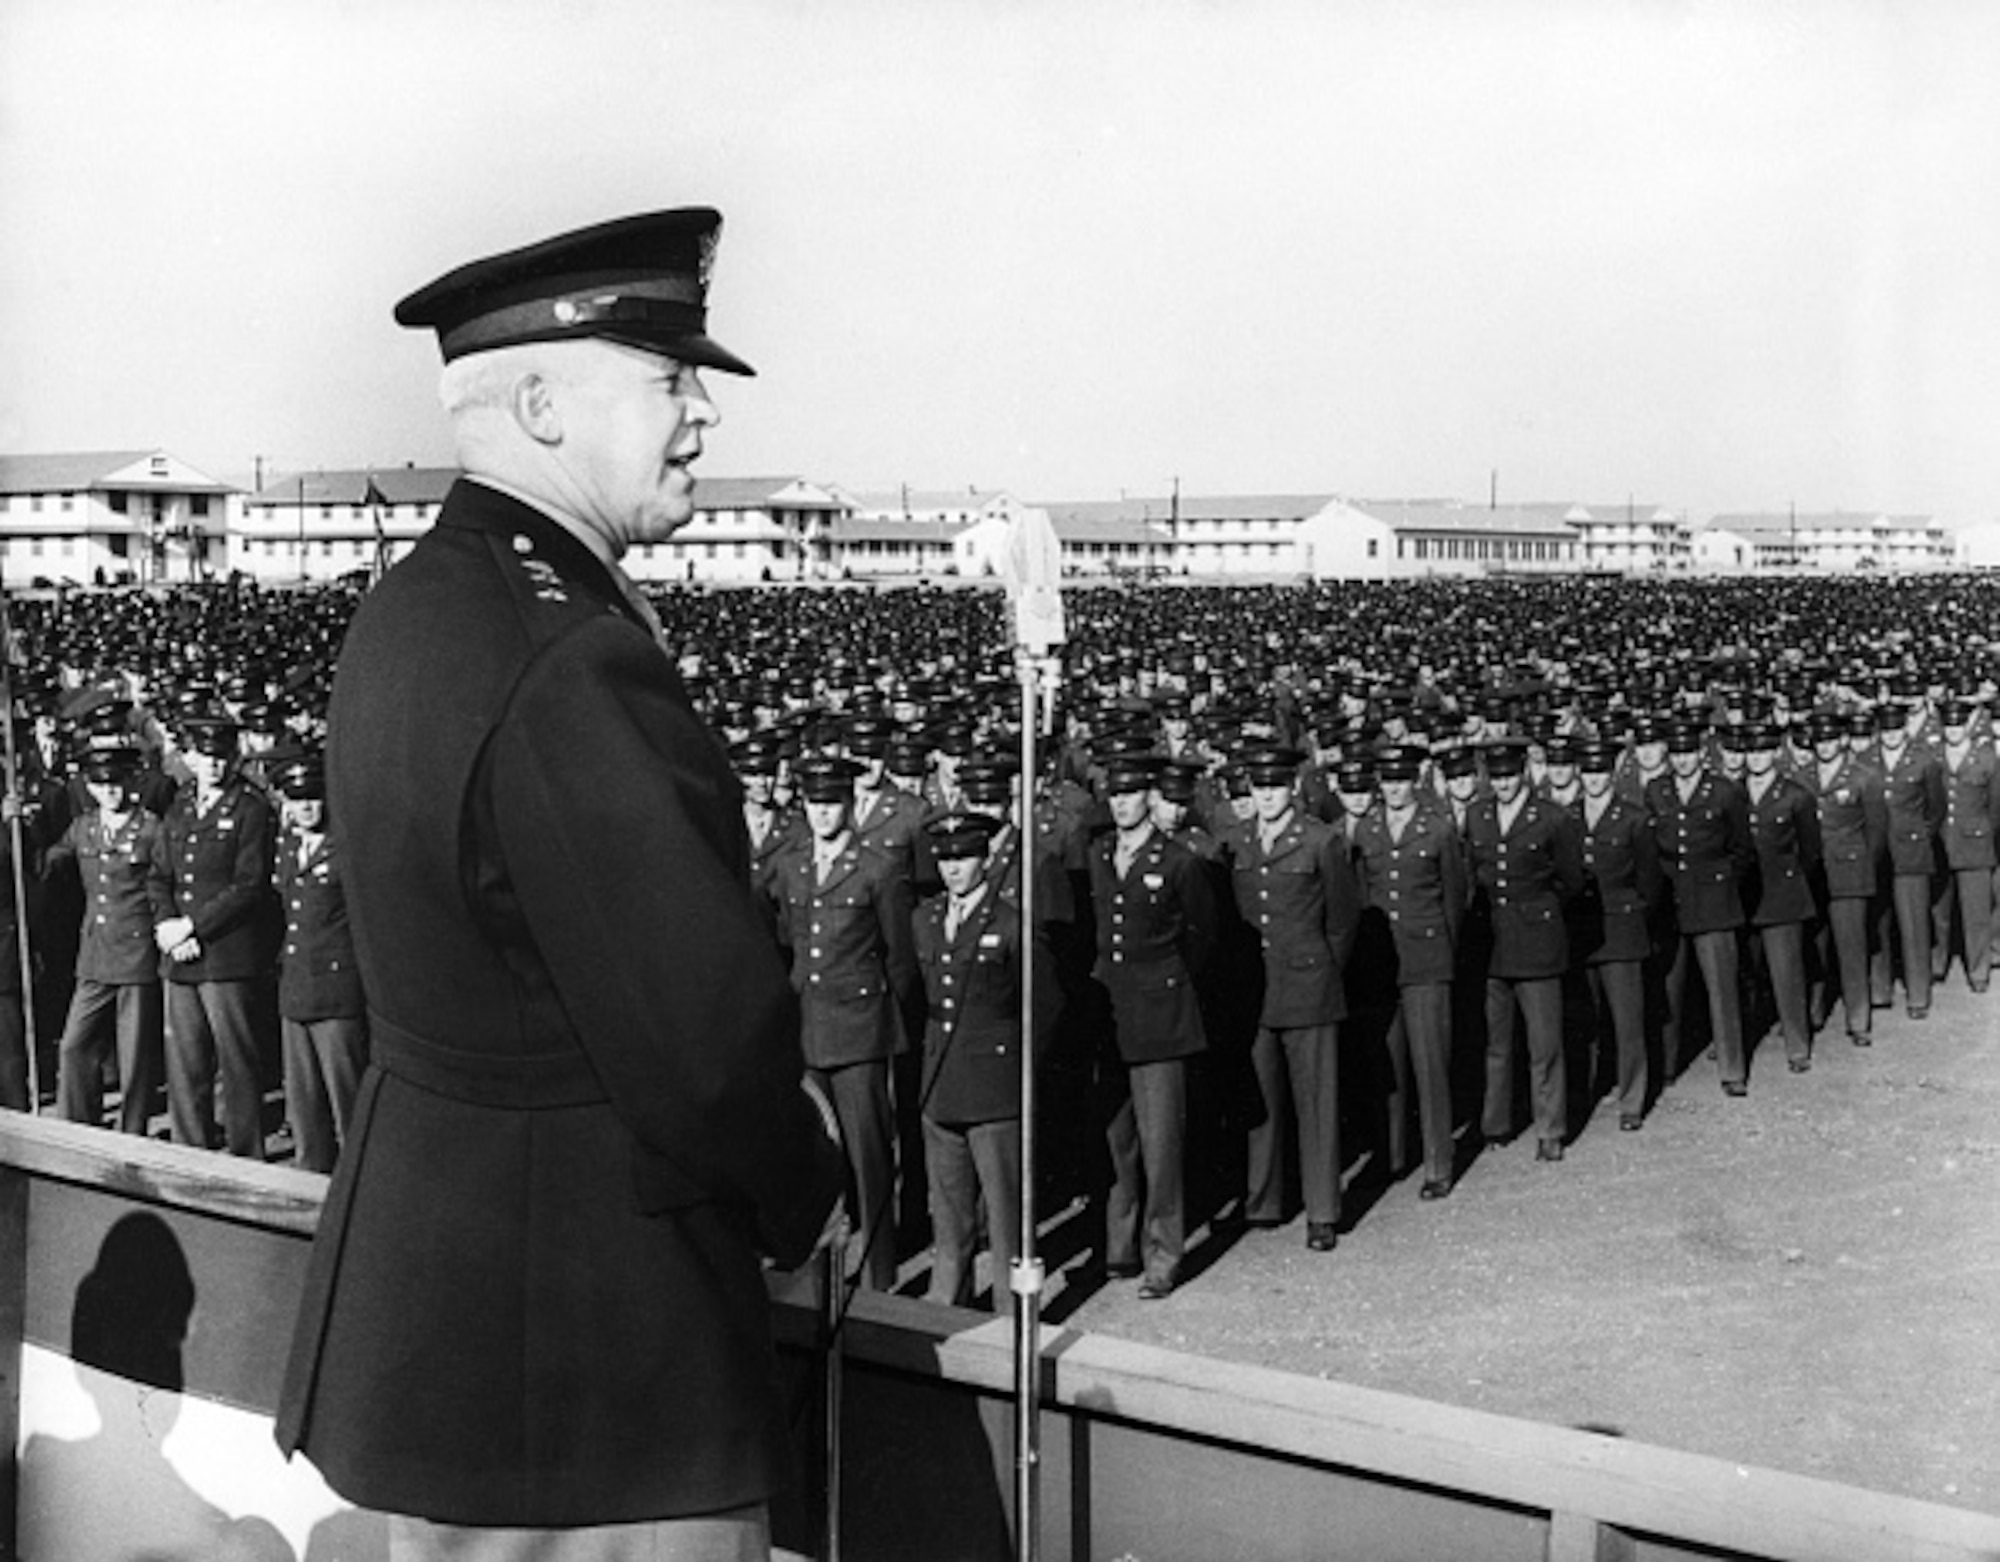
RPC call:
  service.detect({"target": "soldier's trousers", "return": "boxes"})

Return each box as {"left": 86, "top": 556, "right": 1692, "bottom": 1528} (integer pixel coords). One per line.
{"left": 1877, "top": 873, "right": 1935, "bottom": 1013}
{"left": 1481, "top": 975, "right": 1565, "bottom": 1146}
{"left": 166, "top": 979, "right": 264, "bottom": 1159}
{"left": 811, "top": 1059, "right": 897, "bottom": 1291}
{"left": 1665, "top": 931, "right": 1744, "bottom": 1088}
{"left": 57, "top": 979, "right": 163, "bottom": 1134}
{"left": 1583, "top": 959, "right": 1646, "bottom": 1119}
{"left": 1816, "top": 895, "right": 1877, "bottom": 1039}
{"left": 1245, "top": 1021, "right": 1340, "bottom": 1226}
{"left": 923, "top": 1113, "right": 1020, "bottom": 1313}
{"left": 1105, "top": 1057, "right": 1186, "bottom": 1287}
{"left": 1753, "top": 920, "right": 1812, "bottom": 1065}
{"left": 1932, "top": 867, "right": 1994, "bottom": 990}
{"left": 281, "top": 1014, "right": 369, "bottom": 1174}
{"left": 1385, "top": 981, "right": 1454, "bottom": 1185}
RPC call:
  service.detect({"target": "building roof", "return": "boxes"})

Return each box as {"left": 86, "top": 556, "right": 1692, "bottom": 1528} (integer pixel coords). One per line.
{"left": 1704, "top": 511, "right": 1942, "bottom": 538}
{"left": 0, "top": 450, "right": 234, "bottom": 495}
{"left": 1351, "top": 500, "right": 1580, "bottom": 538}
{"left": 845, "top": 488, "right": 1010, "bottom": 517}
{"left": 245, "top": 470, "right": 841, "bottom": 515}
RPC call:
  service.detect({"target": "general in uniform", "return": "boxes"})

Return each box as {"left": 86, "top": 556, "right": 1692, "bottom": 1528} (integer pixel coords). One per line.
{"left": 275, "top": 209, "right": 844, "bottom": 1558}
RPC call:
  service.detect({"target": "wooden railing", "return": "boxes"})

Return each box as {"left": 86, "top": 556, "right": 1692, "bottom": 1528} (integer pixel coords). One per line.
{"left": 6, "top": 1110, "right": 1997, "bottom": 1562}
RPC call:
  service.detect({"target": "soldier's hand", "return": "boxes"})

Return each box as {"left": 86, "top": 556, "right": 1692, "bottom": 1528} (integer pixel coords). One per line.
{"left": 155, "top": 916, "right": 196, "bottom": 952}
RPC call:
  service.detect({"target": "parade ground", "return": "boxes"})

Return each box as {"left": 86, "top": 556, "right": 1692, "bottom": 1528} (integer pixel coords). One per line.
{"left": 1024, "top": 981, "right": 2000, "bottom": 1515}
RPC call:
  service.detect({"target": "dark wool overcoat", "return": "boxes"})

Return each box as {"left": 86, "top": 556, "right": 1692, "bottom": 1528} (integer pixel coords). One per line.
{"left": 274, "top": 481, "right": 842, "bottom": 1527}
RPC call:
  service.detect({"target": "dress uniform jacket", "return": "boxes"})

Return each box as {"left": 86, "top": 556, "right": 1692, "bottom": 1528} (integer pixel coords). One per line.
{"left": 1218, "top": 813, "right": 1361, "bottom": 1027}
{"left": 1569, "top": 794, "right": 1662, "bottom": 965}
{"left": 1877, "top": 744, "right": 1946, "bottom": 877}
{"left": 769, "top": 837, "right": 921, "bottom": 1070}
{"left": 1939, "top": 744, "right": 2000, "bottom": 871}
{"left": 1088, "top": 828, "right": 1217, "bottom": 1063}
{"left": 854, "top": 783, "right": 936, "bottom": 891}
{"left": 1745, "top": 775, "right": 1822, "bottom": 927}
{"left": 1352, "top": 800, "right": 1466, "bottom": 987}
{"left": 988, "top": 821, "right": 1077, "bottom": 926}
{"left": 145, "top": 778, "right": 274, "bottom": 983}
{"left": 274, "top": 825, "right": 364, "bottom": 1022}
{"left": 276, "top": 481, "right": 843, "bottom": 1527}
{"left": 1810, "top": 754, "right": 1889, "bottom": 900}
{"left": 911, "top": 890, "right": 1055, "bottom": 1125}
{"left": 1464, "top": 795, "right": 1584, "bottom": 980}
{"left": 47, "top": 809, "right": 163, "bottom": 985}
{"left": 1646, "top": 772, "right": 1754, "bottom": 935}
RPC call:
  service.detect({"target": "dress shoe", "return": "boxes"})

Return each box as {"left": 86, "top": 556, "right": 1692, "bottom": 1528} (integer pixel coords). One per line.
{"left": 1907, "top": 1005, "right": 1929, "bottom": 1020}
{"left": 1971, "top": 981, "right": 1990, "bottom": 995}
{"left": 1849, "top": 1031, "right": 1872, "bottom": 1048}
{"left": 1306, "top": 1222, "right": 1338, "bottom": 1252}
{"left": 1137, "top": 1275, "right": 1175, "bottom": 1301}
{"left": 1242, "top": 1213, "right": 1283, "bottom": 1231}
{"left": 1787, "top": 1058, "right": 1811, "bottom": 1074}
{"left": 1104, "top": 1260, "right": 1141, "bottom": 1281}
{"left": 1419, "top": 1178, "right": 1453, "bottom": 1201}
{"left": 1722, "top": 1080, "right": 1748, "bottom": 1097}
{"left": 1619, "top": 1113, "right": 1644, "bottom": 1132}
{"left": 1535, "top": 1139, "right": 1564, "bottom": 1163}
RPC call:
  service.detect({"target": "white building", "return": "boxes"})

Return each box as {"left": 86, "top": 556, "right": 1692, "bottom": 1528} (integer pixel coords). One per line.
{"left": 0, "top": 450, "right": 233, "bottom": 586}
{"left": 1698, "top": 511, "right": 1957, "bottom": 572}
{"left": 239, "top": 466, "right": 451, "bottom": 581}
{"left": 1342, "top": 500, "right": 1585, "bottom": 578}
{"left": 1525, "top": 501, "right": 1691, "bottom": 573}
{"left": 240, "top": 470, "right": 850, "bottom": 584}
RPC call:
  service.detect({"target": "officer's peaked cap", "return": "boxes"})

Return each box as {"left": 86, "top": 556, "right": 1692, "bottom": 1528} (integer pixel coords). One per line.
{"left": 395, "top": 208, "right": 755, "bottom": 376}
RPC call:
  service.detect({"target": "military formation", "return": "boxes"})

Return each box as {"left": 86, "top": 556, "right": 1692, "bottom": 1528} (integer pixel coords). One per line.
{"left": 5, "top": 568, "right": 1998, "bottom": 1309}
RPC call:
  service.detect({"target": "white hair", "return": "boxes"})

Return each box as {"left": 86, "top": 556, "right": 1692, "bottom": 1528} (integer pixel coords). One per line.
{"left": 437, "top": 344, "right": 555, "bottom": 418}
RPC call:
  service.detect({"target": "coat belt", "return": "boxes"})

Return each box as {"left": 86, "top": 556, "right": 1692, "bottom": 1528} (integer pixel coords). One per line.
{"left": 371, "top": 1012, "right": 608, "bottom": 1109}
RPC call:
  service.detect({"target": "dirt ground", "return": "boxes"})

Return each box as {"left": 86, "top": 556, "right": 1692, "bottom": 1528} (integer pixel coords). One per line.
{"left": 1018, "top": 977, "right": 2000, "bottom": 1515}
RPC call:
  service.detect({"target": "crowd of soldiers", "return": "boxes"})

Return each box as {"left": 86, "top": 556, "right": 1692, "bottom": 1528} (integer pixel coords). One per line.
{"left": 4, "top": 569, "right": 1997, "bottom": 1309}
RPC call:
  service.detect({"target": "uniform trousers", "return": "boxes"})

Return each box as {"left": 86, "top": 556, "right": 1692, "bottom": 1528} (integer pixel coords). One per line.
{"left": 1815, "top": 896, "right": 1878, "bottom": 1039}
{"left": 281, "top": 1014, "right": 369, "bottom": 1174}
{"left": 810, "top": 1059, "right": 897, "bottom": 1291}
{"left": 1105, "top": 1057, "right": 1186, "bottom": 1287}
{"left": 1481, "top": 976, "right": 1566, "bottom": 1146}
{"left": 1583, "top": 960, "right": 1646, "bottom": 1119}
{"left": 1665, "top": 931, "right": 1744, "bottom": 1088}
{"left": 1931, "top": 868, "right": 1994, "bottom": 990}
{"left": 388, "top": 1503, "right": 771, "bottom": 1562}
{"left": 56, "top": 978, "right": 163, "bottom": 1134}
{"left": 1384, "top": 981, "right": 1454, "bottom": 1185}
{"left": 1752, "top": 921, "right": 1812, "bottom": 1065}
{"left": 1876, "top": 874, "right": 1935, "bottom": 1013}
{"left": 0, "top": 992, "right": 25, "bottom": 1112}
{"left": 1245, "top": 1021, "right": 1341, "bottom": 1226}
{"left": 922, "top": 1113, "right": 1020, "bottom": 1313}
{"left": 165, "top": 979, "right": 265, "bottom": 1159}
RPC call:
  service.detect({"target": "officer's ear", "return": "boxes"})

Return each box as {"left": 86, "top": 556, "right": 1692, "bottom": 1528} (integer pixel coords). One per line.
{"left": 512, "top": 371, "right": 563, "bottom": 446}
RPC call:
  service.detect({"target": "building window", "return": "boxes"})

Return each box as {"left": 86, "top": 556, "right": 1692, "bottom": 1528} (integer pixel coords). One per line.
{"left": 29, "top": 538, "right": 44, "bottom": 556}
{"left": 108, "top": 492, "right": 128, "bottom": 514}
{"left": 59, "top": 493, "right": 75, "bottom": 511}
{"left": 1367, "top": 538, "right": 1378, "bottom": 559}
{"left": 321, "top": 540, "right": 335, "bottom": 557}
{"left": 191, "top": 495, "right": 211, "bottom": 517}
{"left": 29, "top": 495, "right": 42, "bottom": 513}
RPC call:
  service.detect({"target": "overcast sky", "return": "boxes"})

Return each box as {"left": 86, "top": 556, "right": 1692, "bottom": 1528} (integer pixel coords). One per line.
{"left": 3, "top": 0, "right": 1996, "bottom": 526}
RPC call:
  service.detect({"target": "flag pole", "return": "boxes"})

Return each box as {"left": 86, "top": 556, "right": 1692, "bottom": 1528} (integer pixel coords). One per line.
{"left": 0, "top": 577, "right": 39, "bottom": 1112}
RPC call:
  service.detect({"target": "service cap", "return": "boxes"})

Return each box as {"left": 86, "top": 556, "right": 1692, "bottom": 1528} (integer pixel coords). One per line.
{"left": 925, "top": 810, "right": 1002, "bottom": 861}
{"left": 794, "top": 753, "right": 862, "bottom": 803}
{"left": 395, "top": 208, "right": 754, "bottom": 375}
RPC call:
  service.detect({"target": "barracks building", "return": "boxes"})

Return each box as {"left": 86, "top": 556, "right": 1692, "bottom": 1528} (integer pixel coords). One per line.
{"left": 0, "top": 449, "right": 1976, "bottom": 587}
